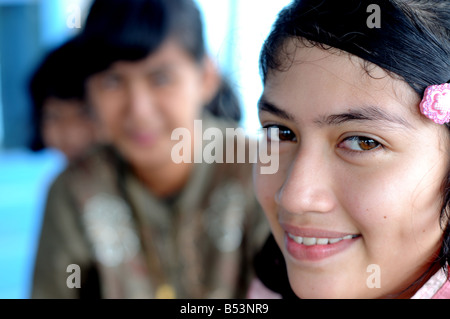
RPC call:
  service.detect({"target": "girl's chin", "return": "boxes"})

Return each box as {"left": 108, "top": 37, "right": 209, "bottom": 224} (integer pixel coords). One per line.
{"left": 288, "top": 280, "right": 379, "bottom": 299}
{"left": 284, "top": 261, "right": 380, "bottom": 298}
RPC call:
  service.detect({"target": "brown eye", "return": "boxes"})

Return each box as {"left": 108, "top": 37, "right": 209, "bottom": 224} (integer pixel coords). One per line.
{"left": 264, "top": 125, "right": 297, "bottom": 142}
{"left": 339, "top": 136, "right": 381, "bottom": 152}
{"left": 359, "top": 138, "right": 378, "bottom": 150}
{"left": 150, "top": 71, "right": 171, "bottom": 87}
{"left": 99, "top": 73, "right": 122, "bottom": 90}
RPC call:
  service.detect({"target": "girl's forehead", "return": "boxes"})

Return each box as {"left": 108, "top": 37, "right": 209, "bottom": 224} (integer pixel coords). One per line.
{"left": 263, "top": 44, "right": 420, "bottom": 120}
{"left": 267, "top": 44, "right": 387, "bottom": 89}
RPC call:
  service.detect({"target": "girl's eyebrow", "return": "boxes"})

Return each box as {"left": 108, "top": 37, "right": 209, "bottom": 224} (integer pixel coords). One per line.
{"left": 315, "top": 106, "right": 413, "bottom": 129}
{"left": 258, "top": 96, "right": 412, "bottom": 130}
{"left": 258, "top": 97, "right": 295, "bottom": 121}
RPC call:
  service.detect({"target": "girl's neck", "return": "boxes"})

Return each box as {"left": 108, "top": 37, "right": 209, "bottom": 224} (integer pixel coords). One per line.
{"left": 132, "top": 160, "right": 194, "bottom": 199}
{"left": 391, "top": 258, "right": 444, "bottom": 299}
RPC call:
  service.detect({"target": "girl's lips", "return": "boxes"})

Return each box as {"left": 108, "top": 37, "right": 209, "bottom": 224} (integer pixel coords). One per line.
{"left": 287, "top": 232, "right": 359, "bottom": 245}
{"left": 281, "top": 224, "right": 357, "bottom": 239}
{"left": 285, "top": 232, "right": 361, "bottom": 262}
{"left": 281, "top": 225, "right": 361, "bottom": 262}
{"left": 128, "top": 131, "right": 159, "bottom": 146}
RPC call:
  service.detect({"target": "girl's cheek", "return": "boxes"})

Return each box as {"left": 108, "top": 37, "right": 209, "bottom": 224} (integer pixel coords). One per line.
{"left": 340, "top": 177, "right": 384, "bottom": 220}
{"left": 254, "top": 171, "right": 273, "bottom": 208}
{"left": 254, "top": 152, "right": 301, "bottom": 217}
{"left": 254, "top": 169, "right": 279, "bottom": 213}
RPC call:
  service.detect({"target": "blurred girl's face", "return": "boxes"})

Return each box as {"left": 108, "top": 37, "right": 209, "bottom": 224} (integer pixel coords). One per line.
{"left": 42, "top": 98, "right": 97, "bottom": 161}
{"left": 86, "top": 39, "right": 215, "bottom": 170}
{"left": 254, "top": 44, "right": 449, "bottom": 298}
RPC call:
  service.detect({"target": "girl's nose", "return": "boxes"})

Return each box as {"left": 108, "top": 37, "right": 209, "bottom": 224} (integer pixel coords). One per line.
{"left": 127, "top": 81, "right": 157, "bottom": 120}
{"left": 275, "top": 146, "right": 337, "bottom": 216}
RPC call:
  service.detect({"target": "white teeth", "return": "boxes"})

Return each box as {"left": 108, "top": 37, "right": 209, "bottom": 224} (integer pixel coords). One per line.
{"left": 288, "top": 233, "right": 357, "bottom": 245}
{"left": 328, "top": 238, "right": 342, "bottom": 244}
{"left": 293, "top": 235, "right": 303, "bottom": 244}
{"left": 288, "top": 233, "right": 302, "bottom": 244}
{"left": 303, "top": 237, "right": 317, "bottom": 246}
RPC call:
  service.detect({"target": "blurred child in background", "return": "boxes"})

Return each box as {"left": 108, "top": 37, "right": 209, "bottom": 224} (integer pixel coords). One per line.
{"left": 29, "top": 36, "right": 99, "bottom": 162}
{"left": 31, "top": 0, "right": 269, "bottom": 299}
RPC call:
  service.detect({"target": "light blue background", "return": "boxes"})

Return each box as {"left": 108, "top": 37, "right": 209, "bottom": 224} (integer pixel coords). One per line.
{"left": 0, "top": 148, "right": 66, "bottom": 298}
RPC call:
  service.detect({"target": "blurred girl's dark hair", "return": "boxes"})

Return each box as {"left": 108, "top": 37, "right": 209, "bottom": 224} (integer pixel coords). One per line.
{"left": 81, "top": 0, "right": 241, "bottom": 122}
{"left": 28, "top": 36, "right": 87, "bottom": 151}
{"left": 258, "top": 0, "right": 450, "bottom": 288}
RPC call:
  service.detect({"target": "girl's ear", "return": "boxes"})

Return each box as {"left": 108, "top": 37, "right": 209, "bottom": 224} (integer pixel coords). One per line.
{"left": 201, "top": 55, "right": 221, "bottom": 105}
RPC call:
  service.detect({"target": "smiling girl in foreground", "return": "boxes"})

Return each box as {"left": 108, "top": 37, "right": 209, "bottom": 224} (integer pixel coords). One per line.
{"left": 253, "top": 0, "right": 450, "bottom": 298}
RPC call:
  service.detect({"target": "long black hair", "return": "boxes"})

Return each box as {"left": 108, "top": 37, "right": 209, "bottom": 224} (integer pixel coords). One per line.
{"left": 80, "top": 0, "right": 241, "bottom": 122}
{"left": 258, "top": 0, "right": 450, "bottom": 290}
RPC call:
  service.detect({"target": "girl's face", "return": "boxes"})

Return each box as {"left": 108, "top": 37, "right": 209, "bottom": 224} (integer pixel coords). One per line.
{"left": 86, "top": 39, "right": 216, "bottom": 170}
{"left": 42, "top": 98, "right": 98, "bottom": 162}
{"left": 254, "top": 44, "right": 449, "bottom": 298}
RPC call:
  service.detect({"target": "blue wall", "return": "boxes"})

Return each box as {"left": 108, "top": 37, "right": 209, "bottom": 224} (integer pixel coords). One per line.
{"left": 0, "top": 3, "right": 39, "bottom": 149}
{"left": 0, "top": 0, "right": 76, "bottom": 299}
{"left": 0, "top": 148, "right": 65, "bottom": 298}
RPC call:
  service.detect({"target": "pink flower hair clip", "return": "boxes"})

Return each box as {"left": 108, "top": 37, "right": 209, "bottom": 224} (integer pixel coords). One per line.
{"left": 420, "top": 83, "right": 450, "bottom": 125}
